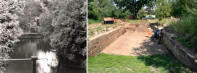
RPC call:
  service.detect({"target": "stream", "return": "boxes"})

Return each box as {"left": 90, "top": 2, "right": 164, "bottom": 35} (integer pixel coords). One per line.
{"left": 5, "top": 37, "right": 58, "bottom": 73}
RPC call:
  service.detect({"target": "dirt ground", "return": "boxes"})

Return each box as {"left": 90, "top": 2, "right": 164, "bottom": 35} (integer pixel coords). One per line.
{"left": 101, "top": 24, "right": 167, "bottom": 56}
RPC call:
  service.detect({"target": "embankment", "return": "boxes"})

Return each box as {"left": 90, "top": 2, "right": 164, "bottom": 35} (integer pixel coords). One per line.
{"left": 88, "top": 26, "right": 126, "bottom": 56}
{"left": 163, "top": 32, "right": 197, "bottom": 71}
{"left": 88, "top": 23, "right": 150, "bottom": 57}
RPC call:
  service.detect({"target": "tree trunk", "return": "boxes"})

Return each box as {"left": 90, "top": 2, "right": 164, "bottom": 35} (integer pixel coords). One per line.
{"left": 130, "top": 0, "right": 137, "bottom": 19}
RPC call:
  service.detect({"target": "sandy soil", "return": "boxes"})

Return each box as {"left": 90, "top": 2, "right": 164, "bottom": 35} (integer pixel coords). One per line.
{"left": 101, "top": 24, "right": 167, "bottom": 56}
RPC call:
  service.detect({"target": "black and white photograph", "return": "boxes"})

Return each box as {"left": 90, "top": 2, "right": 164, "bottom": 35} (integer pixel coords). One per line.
{"left": 0, "top": 0, "right": 86, "bottom": 73}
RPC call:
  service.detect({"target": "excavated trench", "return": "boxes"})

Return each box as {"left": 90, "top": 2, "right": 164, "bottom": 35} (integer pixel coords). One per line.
{"left": 102, "top": 23, "right": 167, "bottom": 56}
{"left": 88, "top": 23, "right": 167, "bottom": 56}
{"left": 88, "top": 23, "right": 197, "bottom": 71}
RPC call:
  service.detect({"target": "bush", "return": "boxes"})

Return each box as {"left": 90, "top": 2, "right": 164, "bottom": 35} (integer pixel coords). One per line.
{"left": 171, "top": 14, "right": 197, "bottom": 36}
{"left": 0, "top": 0, "right": 24, "bottom": 72}
{"left": 171, "top": 14, "right": 197, "bottom": 51}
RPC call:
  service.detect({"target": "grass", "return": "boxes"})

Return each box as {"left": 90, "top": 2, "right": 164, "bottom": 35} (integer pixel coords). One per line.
{"left": 127, "top": 19, "right": 149, "bottom": 24}
{"left": 88, "top": 54, "right": 196, "bottom": 73}
{"left": 178, "top": 37, "right": 192, "bottom": 49}
{"left": 88, "top": 19, "right": 101, "bottom": 25}
{"left": 127, "top": 18, "right": 173, "bottom": 26}
{"left": 88, "top": 23, "right": 121, "bottom": 37}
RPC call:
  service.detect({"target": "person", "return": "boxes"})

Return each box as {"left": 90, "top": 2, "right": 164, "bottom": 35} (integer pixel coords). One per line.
{"left": 158, "top": 29, "right": 164, "bottom": 44}
{"left": 151, "top": 28, "right": 159, "bottom": 40}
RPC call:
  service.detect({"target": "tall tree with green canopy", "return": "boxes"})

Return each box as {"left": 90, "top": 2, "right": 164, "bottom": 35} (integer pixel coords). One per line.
{"left": 171, "top": 0, "right": 197, "bottom": 17}
{"left": 113, "top": 0, "right": 154, "bottom": 19}
{"left": 155, "top": 0, "right": 173, "bottom": 20}
{"left": 88, "top": 0, "right": 117, "bottom": 20}
{"left": 184, "top": 0, "right": 197, "bottom": 15}
{"left": 88, "top": 0, "right": 131, "bottom": 20}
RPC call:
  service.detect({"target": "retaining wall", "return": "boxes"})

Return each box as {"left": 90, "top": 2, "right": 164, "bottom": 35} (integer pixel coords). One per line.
{"left": 163, "top": 32, "right": 197, "bottom": 71}
{"left": 88, "top": 27, "right": 126, "bottom": 56}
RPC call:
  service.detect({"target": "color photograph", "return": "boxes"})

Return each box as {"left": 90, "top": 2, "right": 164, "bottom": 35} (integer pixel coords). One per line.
{"left": 88, "top": 0, "right": 197, "bottom": 73}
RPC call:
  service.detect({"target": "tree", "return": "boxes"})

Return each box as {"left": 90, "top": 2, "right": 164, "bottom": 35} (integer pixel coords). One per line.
{"left": 19, "top": 0, "right": 42, "bottom": 33}
{"left": 137, "top": 7, "right": 147, "bottom": 19}
{"left": 155, "top": 0, "right": 173, "bottom": 20}
{"left": 88, "top": 0, "right": 117, "bottom": 20}
{"left": 88, "top": 0, "right": 130, "bottom": 20}
{"left": 171, "top": 0, "right": 197, "bottom": 17}
{"left": 113, "top": 0, "right": 153, "bottom": 19}
{"left": 0, "top": 0, "right": 24, "bottom": 72}
{"left": 39, "top": 0, "right": 86, "bottom": 72}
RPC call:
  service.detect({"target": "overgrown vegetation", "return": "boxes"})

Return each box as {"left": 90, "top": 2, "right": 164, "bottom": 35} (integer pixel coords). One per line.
{"left": 88, "top": 0, "right": 155, "bottom": 20}
{"left": 39, "top": 0, "right": 87, "bottom": 71}
{"left": 169, "top": 0, "right": 197, "bottom": 51}
{"left": 89, "top": 54, "right": 195, "bottom": 73}
{"left": 0, "top": 0, "right": 24, "bottom": 72}
{"left": 170, "top": 14, "right": 197, "bottom": 51}
{"left": 171, "top": 0, "right": 197, "bottom": 17}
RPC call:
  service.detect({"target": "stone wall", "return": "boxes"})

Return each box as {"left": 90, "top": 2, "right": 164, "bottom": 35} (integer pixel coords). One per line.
{"left": 88, "top": 27, "right": 126, "bottom": 56}
{"left": 163, "top": 32, "right": 197, "bottom": 71}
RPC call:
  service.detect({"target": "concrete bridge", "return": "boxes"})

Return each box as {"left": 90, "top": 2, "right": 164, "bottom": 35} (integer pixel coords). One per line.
{"left": 19, "top": 33, "right": 43, "bottom": 39}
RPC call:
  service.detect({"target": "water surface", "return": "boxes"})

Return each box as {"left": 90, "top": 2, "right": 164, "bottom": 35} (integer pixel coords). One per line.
{"left": 5, "top": 38, "right": 58, "bottom": 73}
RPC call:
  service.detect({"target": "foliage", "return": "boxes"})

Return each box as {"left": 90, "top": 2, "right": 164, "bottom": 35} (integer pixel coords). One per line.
{"left": 39, "top": 0, "right": 86, "bottom": 70}
{"left": 0, "top": 0, "right": 24, "bottom": 72}
{"left": 171, "top": 15, "right": 197, "bottom": 38}
{"left": 88, "top": 0, "right": 131, "bottom": 20}
{"left": 89, "top": 54, "right": 195, "bottom": 73}
{"left": 185, "top": 0, "right": 197, "bottom": 15}
{"left": 88, "top": 3, "right": 98, "bottom": 20}
{"left": 19, "top": 0, "right": 42, "bottom": 32}
{"left": 88, "top": 0, "right": 116, "bottom": 20}
{"left": 169, "top": 0, "right": 197, "bottom": 51}
{"left": 171, "top": 14, "right": 197, "bottom": 51}
{"left": 137, "top": 7, "right": 147, "bottom": 19}
{"left": 113, "top": 0, "right": 153, "bottom": 19}
{"left": 171, "top": 0, "right": 197, "bottom": 17}
{"left": 155, "top": 0, "right": 173, "bottom": 20}
{"left": 171, "top": 0, "right": 187, "bottom": 17}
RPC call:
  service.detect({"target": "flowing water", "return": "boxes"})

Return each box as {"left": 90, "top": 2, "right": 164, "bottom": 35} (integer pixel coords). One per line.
{"left": 5, "top": 38, "right": 58, "bottom": 73}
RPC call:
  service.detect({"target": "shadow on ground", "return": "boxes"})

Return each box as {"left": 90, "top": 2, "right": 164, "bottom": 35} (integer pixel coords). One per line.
{"left": 132, "top": 36, "right": 195, "bottom": 73}
{"left": 137, "top": 54, "right": 196, "bottom": 73}
{"left": 131, "top": 37, "right": 167, "bottom": 56}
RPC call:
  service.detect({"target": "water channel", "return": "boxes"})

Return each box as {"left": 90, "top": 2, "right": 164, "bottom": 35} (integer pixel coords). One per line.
{"left": 3, "top": 35, "right": 57, "bottom": 73}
